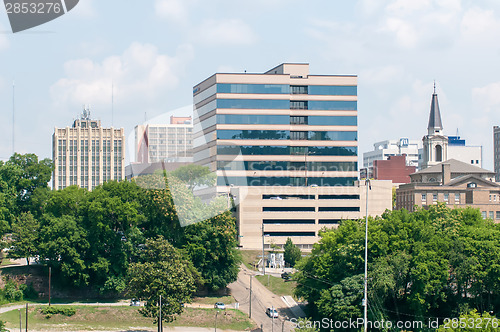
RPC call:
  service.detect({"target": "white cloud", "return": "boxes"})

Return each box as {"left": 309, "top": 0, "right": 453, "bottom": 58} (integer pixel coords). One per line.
{"left": 69, "top": 0, "right": 96, "bottom": 18}
{"left": 50, "top": 42, "right": 194, "bottom": 109}
{"left": 198, "top": 19, "right": 257, "bottom": 45}
{"left": 472, "top": 82, "right": 500, "bottom": 113}
{"left": 155, "top": 0, "right": 197, "bottom": 22}
{"left": 460, "top": 7, "right": 500, "bottom": 43}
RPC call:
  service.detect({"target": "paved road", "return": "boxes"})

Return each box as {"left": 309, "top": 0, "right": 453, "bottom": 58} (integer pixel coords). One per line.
{"left": 228, "top": 265, "right": 298, "bottom": 332}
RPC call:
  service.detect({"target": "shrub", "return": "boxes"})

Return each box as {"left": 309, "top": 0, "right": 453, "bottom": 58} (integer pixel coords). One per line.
{"left": 40, "top": 306, "right": 76, "bottom": 319}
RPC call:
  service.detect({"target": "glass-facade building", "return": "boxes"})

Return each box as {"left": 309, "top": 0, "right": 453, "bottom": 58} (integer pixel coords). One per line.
{"left": 193, "top": 63, "right": 358, "bottom": 189}
{"left": 192, "top": 63, "right": 365, "bottom": 250}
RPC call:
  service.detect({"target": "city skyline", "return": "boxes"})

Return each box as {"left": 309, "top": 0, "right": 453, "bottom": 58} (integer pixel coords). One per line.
{"left": 1, "top": 1, "right": 500, "bottom": 170}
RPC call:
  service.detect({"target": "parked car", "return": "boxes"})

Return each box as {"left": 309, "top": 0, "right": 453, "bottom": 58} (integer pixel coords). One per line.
{"left": 281, "top": 272, "right": 291, "bottom": 280}
{"left": 266, "top": 307, "right": 279, "bottom": 318}
{"left": 130, "top": 299, "right": 140, "bottom": 306}
{"left": 214, "top": 302, "right": 226, "bottom": 310}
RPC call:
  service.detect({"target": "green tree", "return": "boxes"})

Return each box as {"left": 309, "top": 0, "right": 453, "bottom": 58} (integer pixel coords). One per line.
{"left": 6, "top": 153, "right": 52, "bottom": 207}
{"left": 127, "top": 236, "right": 200, "bottom": 323}
{"left": 293, "top": 318, "right": 320, "bottom": 331}
{"left": 437, "top": 310, "right": 497, "bottom": 332}
{"left": 9, "top": 212, "right": 39, "bottom": 265}
{"left": 37, "top": 214, "right": 90, "bottom": 286}
{"left": 182, "top": 211, "right": 241, "bottom": 290}
{"left": 170, "top": 164, "right": 215, "bottom": 192}
{"left": 79, "top": 180, "right": 146, "bottom": 289}
{"left": 284, "top": 237, "right": 301, "bottom": 267}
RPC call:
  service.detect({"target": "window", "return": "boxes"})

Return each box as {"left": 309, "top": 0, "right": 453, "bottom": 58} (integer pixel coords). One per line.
{"left": 290, "top": 131, "right": 307, "bottom": 140}
{"left": 455, "top": 193, "right": 460, "bottom": 203}
{"left": 308, "top": 131, "right": 357, "bottom": 141}
{"left": 217, "top": 83, "right": 290, "bottom": 94}
{"left": 490, "top": 211, "right": 494, "bottom": 219}
{"left": 433, "top": 194, "right": 438, "bottom": 202}
{"left": 421, "top": 193, "right": 426, "bottom": 201}
{"left": 290, "top": 101, "right": 308, "bottom": 110}
{"left": 308, "top": 100, "right": 357, "bottom": 111}
{"left": 308, "top": 116, "right": 357, "bottom": 126}
{"left": 217, "top": 130, "right": 289, "bottom": 140}
{"left": 444, "top": 193, "right": 449, "bottom": 202}
{"left": 496, "top": 211, "right": 500, "bottom": 219}
{"left": 308, "top": 85, "right": 357, "bottom": 96}
{"left": 216, "top": 114, "right": 289, "bottom": 125}
{"left": 290, "top": 116, "right": 308, "bottom": 125}
{"left": 291, "top": 85, "right": 308, "bottom": 94}
{"left": 217, "top": 99, "right": 290, "bottom": 109}
{"left": 482, "top": 211, "right": 487, "bottom": 219}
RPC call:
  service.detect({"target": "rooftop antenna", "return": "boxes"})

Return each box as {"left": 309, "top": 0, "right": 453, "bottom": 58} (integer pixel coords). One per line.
{"left": 12, "top": 81, "right": 15, "bottom": 156}
{"left": 433, "top": 80, "right": 436, "bottom": 94}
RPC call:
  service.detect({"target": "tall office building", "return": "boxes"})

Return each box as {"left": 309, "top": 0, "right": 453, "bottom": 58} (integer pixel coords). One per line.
{"left": 52, "top": 108, "right": 125, "bottom": 190}
{"left": 135, "top": 116, "right": 193, "bottom": 163}
{"left": 193, "top": 63, "right": 358, "bottom": 189}
{"left": 193, "top": 63, "right": 392, "bottom": 250}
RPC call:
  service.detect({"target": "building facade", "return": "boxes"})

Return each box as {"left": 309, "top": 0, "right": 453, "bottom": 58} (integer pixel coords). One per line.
{"left": 494, "top": 126, "right": 500, "bottom": 181}
{"left": 396, "top": 159, "right": 500, "bottom": 220}
{"left": 192, "top": 63, "right": 391, "bottom": 249}
{"left": 52, "top": 108, "right": 125, "bottom": 190}
{"left": 135, "top": 116, "right": 193, "bottom": 163}
{"left": 371, "top": 155, "right": 416, "bottom": 184}
{"left": 362, "top": 138, "right": 421, "bottom": 178}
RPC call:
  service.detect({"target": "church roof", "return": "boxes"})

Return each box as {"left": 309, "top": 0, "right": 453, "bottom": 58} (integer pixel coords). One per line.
{"left": 413, "top": 159, "right": 495, "bottom": 176}
{"left": 427, "top": 92, "right": 443, "bottom": 131}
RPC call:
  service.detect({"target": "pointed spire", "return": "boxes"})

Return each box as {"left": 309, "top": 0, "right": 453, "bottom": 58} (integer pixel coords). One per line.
{"left": 427, "top": 82, "right": 443, "bottom": 135}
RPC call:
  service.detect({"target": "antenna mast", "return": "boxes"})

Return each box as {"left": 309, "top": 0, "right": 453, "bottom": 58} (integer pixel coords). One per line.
{"left": 12, "top": 81, "right": 15, "bottom": 156}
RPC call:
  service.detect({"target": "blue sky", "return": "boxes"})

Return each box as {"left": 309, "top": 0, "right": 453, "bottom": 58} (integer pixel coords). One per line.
{"left": 1, "top": 0, "right": 500, "bottom": 169}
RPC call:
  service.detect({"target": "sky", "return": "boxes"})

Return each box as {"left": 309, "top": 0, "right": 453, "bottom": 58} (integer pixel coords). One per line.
{"left": 1, "top": 0, "right": 500, "bottom": 170}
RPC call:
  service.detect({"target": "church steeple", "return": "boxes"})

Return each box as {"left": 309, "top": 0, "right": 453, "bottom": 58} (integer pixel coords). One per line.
{"left": 427, "top": 81, "right": 443, "bottom": 135}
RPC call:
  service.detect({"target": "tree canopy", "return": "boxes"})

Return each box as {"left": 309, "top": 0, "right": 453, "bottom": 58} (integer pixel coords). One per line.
{"left": 295, "top": 204, "right": 500, "bottom": 325}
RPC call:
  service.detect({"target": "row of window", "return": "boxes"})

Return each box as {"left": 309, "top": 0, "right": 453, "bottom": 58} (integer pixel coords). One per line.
{"left": 217, "top": 176, "right": 357, "bottom": 186}
{"left": 263, "top": 206, "right": 360, "bottom": 212}
{"left": 217, "top": 145, "right": 357, "bottom": 156}
{"left": 217, "top": 99, "right": 357, "bottom": 111}
{"left": 216, "top": 84, "right": 357, "bottom": 96}
{"left": 217, "top": 160, "right": 358, "bottom": 172}
{"left": 263, "top": 219, "right": 341, "bottom": 224}
{"left": 216, "top": 114, "right": 357, "bottom": 126}
{"left": 261, "top": 194, "right": 359, "bottom": 200}
{"left": 216, "top": 130, "right": 357, "bottom": 141}
{"left": 482, "top": 211, "right": 500, "bottom": 219}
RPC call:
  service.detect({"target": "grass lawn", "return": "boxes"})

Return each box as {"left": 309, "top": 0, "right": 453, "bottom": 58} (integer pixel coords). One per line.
{"left": 240, "top": 250, "right": 261, "bottom": 271}
{"left": 0, "top": 305, "right": 255, "bottom": 331}
{"left": 192, "top": 295, "right": 235, "bottom": 305}
{"left": 255, "top": 275, "right": 297, "bottom": 297}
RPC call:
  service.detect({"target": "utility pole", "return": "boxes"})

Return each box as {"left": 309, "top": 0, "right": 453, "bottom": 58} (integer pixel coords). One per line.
{"left": 48, "top": 267, "right": 51, "bottom": 306}
{"left": 249, "top": 276, "right": 252, "bottom": 318}
{"left": 158, "top": 295, "right": 162, "bottom": 332}
{"left": 25, "top": 303, "right": 28, "bottom": 332}
{"left": 262, "top": 224, "right": 265, "bottom": 275}
{"left": 363, "top": 179, "right": 371, "bottom": 332}
{"left": 271, "top": 306, "right": 275, "bottom": 332}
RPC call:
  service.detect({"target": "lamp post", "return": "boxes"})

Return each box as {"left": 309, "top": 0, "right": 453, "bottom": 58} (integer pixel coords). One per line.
{"left": 363, "top": 179, "right": 371, "bottom": 332}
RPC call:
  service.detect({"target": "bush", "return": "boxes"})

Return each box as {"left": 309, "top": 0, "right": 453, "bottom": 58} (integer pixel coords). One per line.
{"left": 40, "top": 306, "right": 76, "bottom": 319}
{"left": 20, "top": 283, "right": 38, "bottom": 299}
{"left": 1, "top": 278, "right": 23, "bottom": 302}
